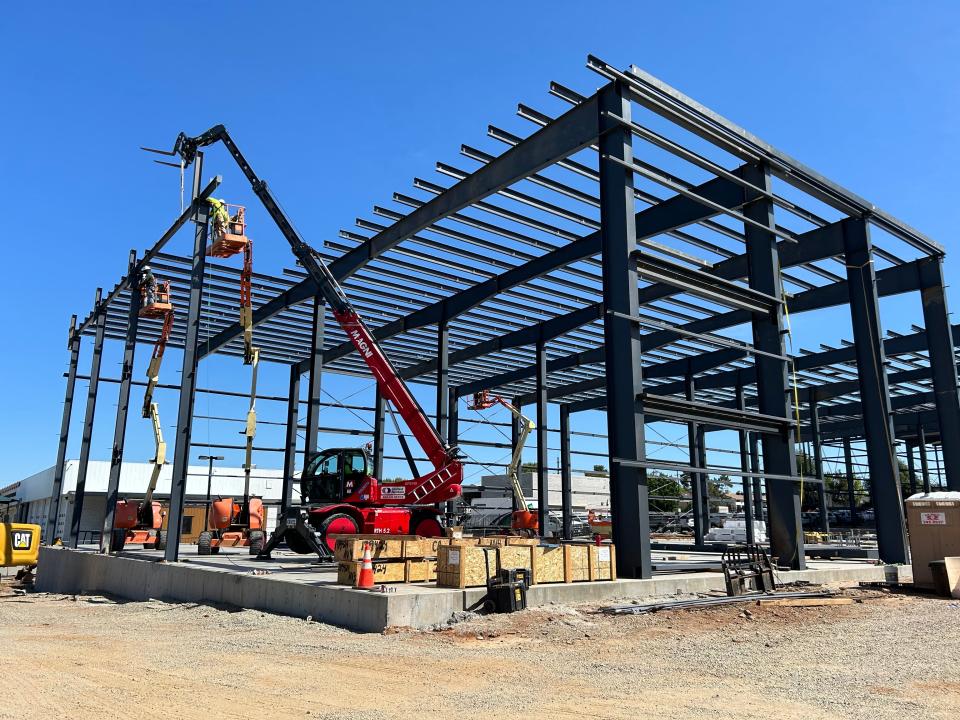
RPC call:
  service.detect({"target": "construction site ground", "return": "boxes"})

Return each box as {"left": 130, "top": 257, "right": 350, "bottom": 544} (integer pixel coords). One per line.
{"left": 2, "top": 583, "right": 958, "bottom": 720}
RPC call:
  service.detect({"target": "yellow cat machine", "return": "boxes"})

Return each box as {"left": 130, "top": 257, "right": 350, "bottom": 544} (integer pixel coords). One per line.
{"left": 1, "top": 495, "right": 40, "bottom": 577}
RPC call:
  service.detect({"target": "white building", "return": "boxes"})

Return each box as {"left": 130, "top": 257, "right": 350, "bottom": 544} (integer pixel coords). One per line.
{"left": 477, "top": 470, "right": 610, "bottom": 511}
{"left": 2, "top": 460, "right": 288, "bottom": 542}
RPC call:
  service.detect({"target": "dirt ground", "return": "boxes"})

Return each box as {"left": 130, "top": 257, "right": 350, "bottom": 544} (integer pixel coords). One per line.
{"left": 1, "top": 584, "right": 959, "bottom": 720}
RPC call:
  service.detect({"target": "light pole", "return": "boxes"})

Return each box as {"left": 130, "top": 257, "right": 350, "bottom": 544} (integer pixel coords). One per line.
{"left": 199, "top": 455, "right": 224, "bottom": 534}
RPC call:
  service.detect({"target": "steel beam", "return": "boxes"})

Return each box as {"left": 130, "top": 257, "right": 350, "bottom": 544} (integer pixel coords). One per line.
{"left": 919, "top": 257, "right": 960, "bottom": 490}
{"left": 46, "top": 319, "right": 80, "bottom": 544}
{"left": 535, "top": 337, "right": 549, "bottom": 535}
{"left": 101, "top": 252, "right": 140, "bottom": 552}
{"left": 599, "top": 81, "right": 651, "bottom": 579}
{"left": 843, "top": 217, "right": 908, "bottom": 563}
{"left": 69, "top": 290, "right": 105, "bottom": 548}
{"left": 281, "top": 365, "right": 301, "bottom": 514}
{"left": 165, "top": 156, "right": 208, "bottom": 562}
{"left": 304, "top": 301, "right": 325, "bottom": 460}
{"left": 742, "top": 163, "right": 803, "bottom": 570}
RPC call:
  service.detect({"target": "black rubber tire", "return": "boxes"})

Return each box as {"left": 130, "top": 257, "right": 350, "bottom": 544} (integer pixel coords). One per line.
{"left": 154, "top": 530, "right": 167, "bottom": 552}
{"left": 197, "top": 531, "right": 212, "bottom": 555}
{"left": 211, "top": 545, "right": 220, "bottom": 555}
{"left": 111, "top": 528, "right": 126, "bottom": 552}
{"left": 247, "top": 530, "right": 265, "bottom": 555}
{"left": 318, "top": 513, "right": 360, "bottom": 552}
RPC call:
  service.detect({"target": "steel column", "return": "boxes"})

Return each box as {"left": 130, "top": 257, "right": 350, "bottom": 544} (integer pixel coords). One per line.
{"left": 742, "top": 162, "right": 803, "bottom": 570}
{"left": 599, "top": 81, "right": 651, "bottom": 579}
{"left": 919, "top": 257, "right": 960, "bottom": 490}
{"left": 843, "top": 437, "right": 857, "bottom": 521}
{"left": 281, "top": 365, "right": 301, "bottom": 514}
{"left": 934, "top": 443, "right": 943, "bottom": 489}
{"left": 750, "top": 433, "right": 763, "bottom": 521}
{"left": 843, "top": 217, "right": 908, "bottom": 563}
{"left": 46, "top": 319, "right": 80, "bottom": 544}
{"left": 304, "top": 301, "right": 325, "bottom": 460}
{"left": 696, "top": 424, "right": 709, "bottom": 539}
{"left": 808, "top": 391, "right": 830, "bottom": 532}
{"left": 69, "top": 289, "right": 106, "bottom": 548}
{"left": 918, "top": 427, "right": 931, "bottom": 491}
{"left": 373, "top": 387, "right": 386, "bottom": 479}
{"left": 906, "top": 442, "right": 918, "bottom": 496}
{"left": 436, "top": 320, "right": 449, "bottom": 437}
{"left": 686, "top": 372, "right": 706, "bottom": 545}
{"left": 101, "top": 251, "right": 141, "bottom": 552}
{"left": 560, "top": 404, "right": 573, "bottom": 541}
{"left": 736, "top": 383, "right": 755, "bottom": 544}
{"left": 535, "top": 336, "right": 549, "bottom": 535}
{"left": 447, "top": 387, "right": 459, "bottom": 447}
{"left": 164, "top": 155, "right": 208, "bottom": 562}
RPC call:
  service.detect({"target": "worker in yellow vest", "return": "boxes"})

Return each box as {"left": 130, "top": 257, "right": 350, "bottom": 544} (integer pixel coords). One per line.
{"left": 207, "top": 197, "right": 231, "bottom": 241}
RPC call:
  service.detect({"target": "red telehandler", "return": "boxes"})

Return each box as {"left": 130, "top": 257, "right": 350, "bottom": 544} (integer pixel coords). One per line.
{"left": 168, "top": 126, "right": 463, "bottom": 558}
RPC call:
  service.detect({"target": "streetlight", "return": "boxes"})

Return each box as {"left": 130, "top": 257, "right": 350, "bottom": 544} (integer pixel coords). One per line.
{"left": 199, "top": 455, "right": 224, "bottom": 534}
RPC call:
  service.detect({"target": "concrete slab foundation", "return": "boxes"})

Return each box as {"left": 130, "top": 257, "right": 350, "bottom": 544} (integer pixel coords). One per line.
{"left": 35, "top": 545, "right": 911, "bottom": 633}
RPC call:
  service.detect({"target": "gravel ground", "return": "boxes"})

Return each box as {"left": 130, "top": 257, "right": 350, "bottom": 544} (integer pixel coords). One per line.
{"left": 1, "top": 584, "right": 958, "bottom": 719}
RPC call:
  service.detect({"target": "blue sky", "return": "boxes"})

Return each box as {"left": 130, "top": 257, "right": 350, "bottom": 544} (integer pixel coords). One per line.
{"left": 2, "top": 2, "right": 959, "bottom": 488}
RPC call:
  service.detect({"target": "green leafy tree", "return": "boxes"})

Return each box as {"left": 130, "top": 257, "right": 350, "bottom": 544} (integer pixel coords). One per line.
{"left": 593, "top": 464, "right": 607, "bottom": 473}
{"left": 647, "top": 472, "right": 683, "bottom": 512}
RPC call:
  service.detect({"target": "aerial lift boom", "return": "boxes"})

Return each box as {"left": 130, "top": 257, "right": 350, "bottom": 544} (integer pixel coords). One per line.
{"left": 170, "top": 126, "right": 463, "bottom": 554}
{"left": 468, "top": 391, "right": 539, "bottom": 534}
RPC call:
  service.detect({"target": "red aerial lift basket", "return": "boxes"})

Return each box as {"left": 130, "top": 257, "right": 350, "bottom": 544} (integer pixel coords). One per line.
{"left": 139, "top": 280, "right": 173, "bottom": 319}
{"left": 207, "top": 204, "right": 249, "bottom": 258}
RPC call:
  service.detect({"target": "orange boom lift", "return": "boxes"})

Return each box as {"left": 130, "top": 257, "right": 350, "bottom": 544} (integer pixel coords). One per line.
{"left": 112, "top": 280, "right": 174, "bottom": 551}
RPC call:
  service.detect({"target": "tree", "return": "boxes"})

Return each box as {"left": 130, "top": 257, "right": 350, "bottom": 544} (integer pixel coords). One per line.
{"left": 592, "top": 464, "right": 607, "bottom": 473}
{"left": 520, "top": 461, "right": 537, "bottom": 472}
{"left": 647, "top": 472, "right": 683, "bottom": 512}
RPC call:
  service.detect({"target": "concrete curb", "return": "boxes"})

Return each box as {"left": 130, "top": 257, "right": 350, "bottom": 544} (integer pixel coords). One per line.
{"left": 35, "top": 546, "right": 912, "bottom": 632}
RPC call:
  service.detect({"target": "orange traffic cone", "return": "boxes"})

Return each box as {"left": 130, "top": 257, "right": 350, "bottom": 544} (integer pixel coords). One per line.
{"left": 355, "top": 542, "right": 375, "bottom": 589}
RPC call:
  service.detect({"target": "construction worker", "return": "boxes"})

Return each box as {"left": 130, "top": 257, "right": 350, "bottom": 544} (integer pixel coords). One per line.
{"left": 140, "top": 265, "right": 157, "bottom": 307}
{"left": 207, "top": 197, "right": 231, "bottom": 240}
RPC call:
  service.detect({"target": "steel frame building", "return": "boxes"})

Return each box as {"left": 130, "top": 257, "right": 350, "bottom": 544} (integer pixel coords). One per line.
{"left": 49, "top": 56, "right": 960, "bottom": 578}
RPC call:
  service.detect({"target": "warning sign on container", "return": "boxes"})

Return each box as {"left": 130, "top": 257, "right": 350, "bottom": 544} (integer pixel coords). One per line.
{"left": 920, "top": 512, "right": 947, "bottom": 525}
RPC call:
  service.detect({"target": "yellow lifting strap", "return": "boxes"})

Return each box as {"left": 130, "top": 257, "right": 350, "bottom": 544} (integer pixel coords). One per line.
{"left": 240, "top": 306, "right": 254, "bottom": 365}
{"left": 243, "top": 348, "right": 260, "bottom": 486}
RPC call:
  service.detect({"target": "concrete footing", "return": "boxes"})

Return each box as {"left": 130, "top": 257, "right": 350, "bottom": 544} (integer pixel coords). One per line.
{"left": 35, "top": 545, "right": 911, "bottom": 633}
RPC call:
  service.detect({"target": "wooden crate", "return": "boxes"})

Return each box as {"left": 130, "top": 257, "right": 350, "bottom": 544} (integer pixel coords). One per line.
{"left": 332, "top": 535, "right": 446, "bottom": 562}
{"left": 477, "top": 535, "right": 541, "bottom": 547}
{"left": 336, "top": 558, "right": 437, "bottom": 585}
{"left": 436, "top": 542, "right": 617, "bottom": 588}
{"left": 586, "top": 543, "right": 617, "bottom": 581}
{"left": 436, "top": 545, "right": 502, "bottom": 588}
